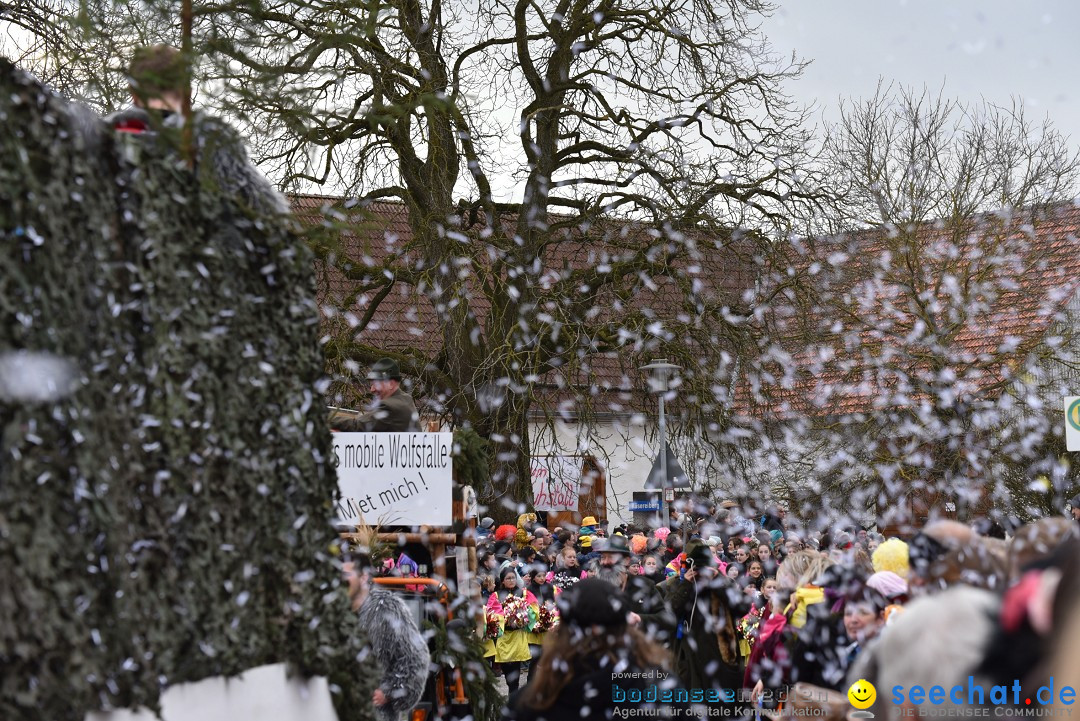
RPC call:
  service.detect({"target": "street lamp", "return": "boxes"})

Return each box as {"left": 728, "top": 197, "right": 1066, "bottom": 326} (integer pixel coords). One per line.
{"left": 640, "top": 358, "right": 681, "bottom": 532}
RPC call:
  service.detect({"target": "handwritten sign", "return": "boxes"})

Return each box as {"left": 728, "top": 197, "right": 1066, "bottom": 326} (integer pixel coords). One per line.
{"left": 333, "top": 432, "right": 453, "bottom": 526}
{"left": 531, "top": 455, "right": 582, "bottom": 512}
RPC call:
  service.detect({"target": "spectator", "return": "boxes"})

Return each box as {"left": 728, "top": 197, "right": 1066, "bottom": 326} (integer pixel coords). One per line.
{"left": 641, "top": 554, "right": 666, "bottom": 584}
{"left": 505, "top": 579, "right": 675, "bottom": 721}
{"left": 551, "top": 545, "right": 582, "bottom": 592}
{"left": 787, "top": 567, "right": 884, "bottom": 692}
{"left": 576, "top": 535, "right": 600, "bottom": 568}
{"left": 784, "top": 532, "right": 804, "bottom": 556}
{"left": 488, "top": 567, "right": 537, "bottom": 693}
{"left": 761, "top": 504, "right": 786, "bottom": 533}
{"left": 733, "top": 544, "right": 751, "bottom": 566}
{"left": 335, "top": 358, "right": 420, "bottom": 432}
{"left": 530, "top": 527, "right": 551, "bottom": 551}
{"left": 344, "top": 556, "right": 430, "bottom": 721}
{"left": 596, "top": 561, "right": 675, "bottom": 642}
{"left": 757, "top": 543, "right": 779, "bottom": 576}
{"left": 746, "top": 559, "right": 765, "bottom": 591}
{"left": 658, "top": 540, "right": 747, "bottom": 713}
{"left": 598, "top": 534, "right": 632, "bottom": 568}
{"left": 847, "top": 586, "right": 1000, "bottom": 719}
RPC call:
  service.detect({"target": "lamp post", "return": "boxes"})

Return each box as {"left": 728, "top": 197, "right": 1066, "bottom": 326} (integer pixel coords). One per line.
{"left": 640, "top": 359, "right": 680, "bottom": 532}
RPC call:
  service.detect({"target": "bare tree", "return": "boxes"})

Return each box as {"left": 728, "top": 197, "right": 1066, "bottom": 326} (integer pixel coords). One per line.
{"left": 7, "top": 0, "right": 830, "bottom": 507}
{"left": 759, "top": 83, "right": 1080, "bottom": 529}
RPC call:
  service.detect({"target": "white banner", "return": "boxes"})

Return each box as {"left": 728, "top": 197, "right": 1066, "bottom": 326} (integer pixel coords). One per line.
{"left": 531, "top": 455, "right": 582, "bottom": 511}
{"left": 333, "top": 432, "right": 453, "bottom": 526}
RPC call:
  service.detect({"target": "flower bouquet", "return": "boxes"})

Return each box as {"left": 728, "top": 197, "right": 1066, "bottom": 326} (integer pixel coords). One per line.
{"left": 737, "top": 607, "right": 762, "bottom": 649}
{"left": 501, "top": 594, "right": 534, "bottom": 631}
{"left": 484, "top": 611, "right": 504, "bottom": 640}
{"left": 535, "top": 602, "right": 560, "bottom": 633}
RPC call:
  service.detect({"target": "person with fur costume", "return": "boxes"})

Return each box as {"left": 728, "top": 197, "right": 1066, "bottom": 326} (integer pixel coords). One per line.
{"left": 344, "top": 555, "right": 430, "bottom": 721}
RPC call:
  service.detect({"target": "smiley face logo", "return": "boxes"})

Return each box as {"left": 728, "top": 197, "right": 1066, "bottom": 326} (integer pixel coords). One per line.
{"left": 848, "top": 679, "right": 877, "bottom": 710}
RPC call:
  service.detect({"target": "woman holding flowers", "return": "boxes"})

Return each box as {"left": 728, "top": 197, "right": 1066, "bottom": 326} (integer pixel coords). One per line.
{"left": 487, "top": 567, "right": 538, "bottom": 692}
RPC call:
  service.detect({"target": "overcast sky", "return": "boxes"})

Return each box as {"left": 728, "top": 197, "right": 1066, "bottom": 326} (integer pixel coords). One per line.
{"left": 763, "top": 0, "right": 1080, "bottom": 144}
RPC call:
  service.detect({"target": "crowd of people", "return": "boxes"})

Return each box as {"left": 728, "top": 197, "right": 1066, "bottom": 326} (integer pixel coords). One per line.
{"left": 474, "top": 499, "right": 1080, "bottom": 720}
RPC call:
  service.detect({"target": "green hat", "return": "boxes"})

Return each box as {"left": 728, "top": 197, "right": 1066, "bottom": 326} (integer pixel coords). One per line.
{"left": 684, "top": 540, "right": 716, "bottom": 569}
{"left": 367, "top": 358, "right": 401, "bottom": 381}
{"left": 600, "top": 535, "right": 631, "bottom": 555}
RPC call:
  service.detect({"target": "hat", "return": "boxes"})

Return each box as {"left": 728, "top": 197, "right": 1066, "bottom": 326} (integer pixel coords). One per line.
{"left": 872, "top": 538, "right": 910, "bottom": 579}
{"left": 1009, "top": 517, "right": 1080, "bottom": 579}
{"left": 705, "top": 536, "right": 723, "bottom": 547}
{"left": 720, "top": 499, "right": 738, "bottom": 509}
{"left": 494, "top": 524, "right": 517, "bottom": 542}
{"left": 480, "top": 517, "right": 495, "bottom": 529}
{"left": 600, "top": 535, "right": 631, "bottom": 555}
{"left": 580, "top": 535, "right": 594, "bottom": 549}
{"left": 866, "top": 571, "right": 909, "bottom": 600}
{"left": 580, "top": 516, "right": 598, "bottom": 528}
{"left": 684, "top": 539, "right": 716, "bottom": 568}
{"left": 832, "top": 578, "right": 889, "bottom": 616}
{"left": 558, "top": 578, "right": 630, "bottom": 628}
{"left": 367, "top": 358, "right": 401, "bottom": 381}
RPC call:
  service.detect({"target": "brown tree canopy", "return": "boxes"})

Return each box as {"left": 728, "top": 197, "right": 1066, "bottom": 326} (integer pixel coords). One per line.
{"left": 4, "top": 0, "right": 831, "bottom": 505}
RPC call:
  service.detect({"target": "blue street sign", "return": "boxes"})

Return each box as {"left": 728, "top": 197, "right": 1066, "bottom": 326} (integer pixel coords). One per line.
{"left": 628, "top": 500, "right": 663, "bottom": 512}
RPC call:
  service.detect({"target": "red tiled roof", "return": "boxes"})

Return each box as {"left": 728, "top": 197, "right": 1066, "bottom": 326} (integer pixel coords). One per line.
{"left": 747, "top": 204, "right": 1080, "bottom": 420}
{"left": 292, "top": 194, "right": 756, "bottom": 414}
{"left": 294, "top": 195, "right": 1080, "bottom": 423}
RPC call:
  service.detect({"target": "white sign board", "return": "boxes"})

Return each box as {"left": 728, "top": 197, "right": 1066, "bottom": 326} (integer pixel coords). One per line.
{"left": 531, "top": 455, "right": 582, "bottom": 511}
{"left": 1066, "top": 396, "right": 1080, "bottom": 451}
{"left": 333, "top": 432, "right": 453, "bottom": 526}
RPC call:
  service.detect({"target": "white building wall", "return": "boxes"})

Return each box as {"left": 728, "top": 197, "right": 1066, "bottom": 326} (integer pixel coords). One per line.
{"left": 531, "top": 417, "right": 659, "bottom": 526}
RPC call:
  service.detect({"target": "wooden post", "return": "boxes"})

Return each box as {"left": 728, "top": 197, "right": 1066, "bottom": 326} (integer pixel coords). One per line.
{"left": 432, "top": 541, "right": 445, "bottom": 579}
{"left": 180, "top": 0, "right": 195, "bottom": 168}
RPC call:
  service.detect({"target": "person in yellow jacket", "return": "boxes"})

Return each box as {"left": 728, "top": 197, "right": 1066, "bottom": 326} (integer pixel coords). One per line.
{"left": 776, "top": 549, "right": 833, "bottom": 630}
{"left": 785, "top": 583, "right": 826, "bottom": 629}
{"left": 746, "top": 551, "right": 833, "bottom": 705}
{"left": 487, "top": 567, "right": 538, "bottom": 693}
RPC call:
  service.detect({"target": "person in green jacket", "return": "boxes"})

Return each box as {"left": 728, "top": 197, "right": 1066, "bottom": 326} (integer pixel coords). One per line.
{"left": 336, "top": 358, "right": 420, "bottom": 432}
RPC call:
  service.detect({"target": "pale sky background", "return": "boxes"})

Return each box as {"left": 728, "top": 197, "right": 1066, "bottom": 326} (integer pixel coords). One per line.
{"left": 763, "top": 0, "right": 1080, "bottom": 145}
